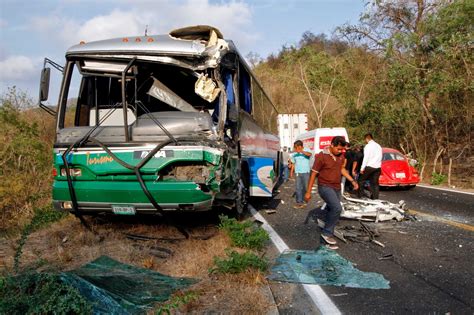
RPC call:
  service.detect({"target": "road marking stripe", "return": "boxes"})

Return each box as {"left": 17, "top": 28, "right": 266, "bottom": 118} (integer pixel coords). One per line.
{"left": 250, "top": 205, "right": 342, "bottom": 315}
{"left": 417, "top": 184, "right": 474, "bottom": 196}
{"left": 408, "top": 209, "right": 474, "bottom": 232}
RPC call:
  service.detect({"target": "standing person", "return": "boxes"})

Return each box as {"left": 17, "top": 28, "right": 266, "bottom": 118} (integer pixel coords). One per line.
{"left": 281, "top": 147, "right": 290, "bottom": 182}
{"left": 357, "top": 133, "right": 382, "bottom": 199}
{"left": 289, "top": 140, "right": 312, "bottom": 209}
{"left": 353, "top": 144, "right": 363, "bottom": 180}
{"left": 343, "top": 142, "right": 357, "bottom": 193}
{"left": 304, "top": 136, "right": 359, "bottom": 246}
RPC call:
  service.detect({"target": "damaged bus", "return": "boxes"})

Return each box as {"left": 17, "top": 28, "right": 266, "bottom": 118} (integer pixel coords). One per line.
{"left": 38, "top": 25, "right": 280, "bottom": 217}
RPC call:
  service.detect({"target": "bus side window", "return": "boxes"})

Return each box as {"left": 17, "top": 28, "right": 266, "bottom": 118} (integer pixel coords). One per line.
{"left": 239, "top": 64, "right": 252, "bottom": 114}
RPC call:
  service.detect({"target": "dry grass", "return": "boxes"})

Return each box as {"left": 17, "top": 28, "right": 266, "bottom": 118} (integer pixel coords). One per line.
{"left": 0, "top": 214, "right": 274, "bottom": 313}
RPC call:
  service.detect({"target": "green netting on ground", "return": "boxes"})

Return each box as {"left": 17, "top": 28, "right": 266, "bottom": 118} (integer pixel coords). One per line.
{"left": 268, "top": 247, "right": 390, "bottom": 289}
{"left": 60, "top": 256, "right": 197, "bottom": 314}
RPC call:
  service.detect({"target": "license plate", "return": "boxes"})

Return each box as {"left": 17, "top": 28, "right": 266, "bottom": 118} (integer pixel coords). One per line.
{"left": 112, "top": 205, "right": 136, "bottom": 215}
{"left": 395, "top": 172, "right": 406, "bottom": 179}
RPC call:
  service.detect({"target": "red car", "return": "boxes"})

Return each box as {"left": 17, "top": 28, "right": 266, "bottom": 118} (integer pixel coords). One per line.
{"left": 379, "top": 148, "right": 420, "bottom": 188}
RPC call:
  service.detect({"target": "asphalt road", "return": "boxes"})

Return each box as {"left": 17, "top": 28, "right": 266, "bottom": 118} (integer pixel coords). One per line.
{"left": 255, "top": 182, "right": 474, "bottom": 314}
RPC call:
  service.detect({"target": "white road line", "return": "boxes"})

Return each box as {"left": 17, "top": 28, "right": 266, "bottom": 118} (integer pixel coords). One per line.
{"left": 417, "top": 184, "right": 474, "bottom": 196}
{"left": 250, "top": 205, "right": 342, "bottom": 315}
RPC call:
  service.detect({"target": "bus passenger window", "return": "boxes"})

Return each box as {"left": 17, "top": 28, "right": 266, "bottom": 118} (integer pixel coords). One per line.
{"left": 239, "top": 65, "right": 252, "bottom": 114}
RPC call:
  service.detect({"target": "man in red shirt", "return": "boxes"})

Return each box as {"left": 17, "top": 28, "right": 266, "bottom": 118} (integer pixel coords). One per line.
{"left": 304, "top": 136, "right": 359, "bottom": 246}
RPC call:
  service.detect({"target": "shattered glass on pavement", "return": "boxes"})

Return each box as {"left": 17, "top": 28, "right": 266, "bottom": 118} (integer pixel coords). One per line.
{"left": 268, "top": 247, "right": 390, "bottom": 289}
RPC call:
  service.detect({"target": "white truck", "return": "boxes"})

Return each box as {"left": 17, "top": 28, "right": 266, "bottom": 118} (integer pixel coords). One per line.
{"left": 277, "top": 114, "right": 308, "bottom": 149}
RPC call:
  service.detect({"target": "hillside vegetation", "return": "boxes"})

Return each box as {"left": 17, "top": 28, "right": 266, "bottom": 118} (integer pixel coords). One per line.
{"left": 253, "top": 0, "right": 472, "bottom": 184}
{"left": 0, "top": 88, "right": 56, "bottom": 232}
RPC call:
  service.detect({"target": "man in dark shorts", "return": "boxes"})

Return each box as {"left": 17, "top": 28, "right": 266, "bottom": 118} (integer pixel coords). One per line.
{"left": 304, "top": 136, "right": 359, "bottom": 246}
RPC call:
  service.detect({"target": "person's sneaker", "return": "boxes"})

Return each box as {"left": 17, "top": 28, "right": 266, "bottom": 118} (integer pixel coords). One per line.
{"left": 325, "top": 244, "right": 339, "bottom": 250}
{"left": 321, "top": 234, "right": 337, "bottom": 245}
{"left": 293, "top": 203, "right": 305, "bottom": 209}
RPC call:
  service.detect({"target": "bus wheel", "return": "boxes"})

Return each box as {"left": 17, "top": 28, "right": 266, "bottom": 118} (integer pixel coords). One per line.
{"left": 235, "top": 179, "right": 248, "bottom": 217}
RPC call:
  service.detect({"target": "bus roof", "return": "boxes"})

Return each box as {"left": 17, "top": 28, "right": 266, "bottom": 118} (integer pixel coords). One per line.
{"left": 67, "top": 34, "right": 208, "bottom": 57}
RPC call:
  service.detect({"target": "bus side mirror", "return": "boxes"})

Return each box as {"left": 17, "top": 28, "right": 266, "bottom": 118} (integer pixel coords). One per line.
{"left": 40, "top": 67, "right": 51, "bottom": 102}
{"left": 38, "top": 58, "right": 63, "bottom": 116}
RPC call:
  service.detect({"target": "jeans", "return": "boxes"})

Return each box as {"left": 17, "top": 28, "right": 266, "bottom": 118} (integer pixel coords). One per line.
{"left": 357, "top": 167, "right": 381, "bottom": 199}
{"left": 283, "top": 165, "right": 289, "bottom": 181}
{"left": 318, "top": 185, "right": 342, "bottom": 236}
{"left": 295, "top": 172, "right": 310, "bottom": 203}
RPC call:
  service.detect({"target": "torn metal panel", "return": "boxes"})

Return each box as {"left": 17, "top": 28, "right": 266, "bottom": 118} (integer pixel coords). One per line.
{"left": 147, "top": 77, "right": 197, "bottom": 112}
{"left": 341, "top": 196, "right": 406, "bottom": 222}
{"left": 169, "top": 25, "right": 224, "bottom": 41}
{"left": 195, "top": 73, "right": 221, "bottom": 102}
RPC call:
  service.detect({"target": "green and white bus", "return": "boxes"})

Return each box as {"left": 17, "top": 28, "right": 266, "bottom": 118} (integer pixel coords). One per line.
{"left": 39, "top": 26, "right": 280, "bottom": 217}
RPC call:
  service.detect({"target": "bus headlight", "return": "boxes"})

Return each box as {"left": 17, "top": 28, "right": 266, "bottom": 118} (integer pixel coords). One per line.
{"left": 62, "top": 201, "right": 73, "bottom": 209}
{"left": 60, "top": 168, "right": 82, "bottom": 177}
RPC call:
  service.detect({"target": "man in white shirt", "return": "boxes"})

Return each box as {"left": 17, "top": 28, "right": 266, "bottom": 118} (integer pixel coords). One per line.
{"left": 357, "top": 133, "right": 382, "bottom": 199}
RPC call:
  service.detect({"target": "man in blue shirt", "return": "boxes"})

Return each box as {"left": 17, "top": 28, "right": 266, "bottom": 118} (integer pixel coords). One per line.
{"left": 290, "top": 140, "right": 312, "bottom": 209}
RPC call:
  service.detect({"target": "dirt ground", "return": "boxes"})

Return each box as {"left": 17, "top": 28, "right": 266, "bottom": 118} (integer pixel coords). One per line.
{"left": 0, "top": 214, "right": 276, "bottom": 313}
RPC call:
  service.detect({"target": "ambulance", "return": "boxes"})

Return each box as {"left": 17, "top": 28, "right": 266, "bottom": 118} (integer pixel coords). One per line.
{"left": 295, "top": 127, "right": 349, "bottom": 163}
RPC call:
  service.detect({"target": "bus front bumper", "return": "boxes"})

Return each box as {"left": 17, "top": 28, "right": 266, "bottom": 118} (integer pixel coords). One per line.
{"left": 52, "top": 180, "right": 214, "bottom": 213}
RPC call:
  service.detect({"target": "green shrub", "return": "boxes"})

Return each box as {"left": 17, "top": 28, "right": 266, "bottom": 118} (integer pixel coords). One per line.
{"left": 14, "top": 205, "right": 68, "bottom": 273}
{"left": 218, "top": 215, "right": 269, "bottom": 250}
{"left": 431, "top": 172, "right": 447, "bottom": 185}
{"left": 156, "top": 291, "right": 198, "bottom": 315}
{"left": 0, "top": 271, "right": 92, "bottom": 314}
{"left": 210, "top": 249, "right": 268, "bottom": 274}
{"left": 1, "top": 87, "right": 55, "bottom": 231}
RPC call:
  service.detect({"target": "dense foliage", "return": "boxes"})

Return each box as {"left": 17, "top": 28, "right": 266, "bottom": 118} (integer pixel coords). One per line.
{"left": 0, "top": 87, "right": 57, "bottom": 233}
{"left": 0, "top": 271, "right": 92, "bottom": 314}
{"left": 253, "top": 0, "right": 472, "bottom": 184}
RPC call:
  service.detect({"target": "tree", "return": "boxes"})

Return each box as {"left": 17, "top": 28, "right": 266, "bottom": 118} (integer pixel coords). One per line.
{"left": 338, "top": 0, "right": 473, "bottom": 171}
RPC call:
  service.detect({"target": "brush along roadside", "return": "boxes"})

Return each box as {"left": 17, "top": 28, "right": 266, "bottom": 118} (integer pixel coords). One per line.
{"left": 0, "top": 214, "right": 277, "bottom": 314}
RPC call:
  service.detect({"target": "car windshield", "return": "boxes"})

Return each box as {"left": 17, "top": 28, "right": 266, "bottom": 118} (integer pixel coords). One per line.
{"left": 382, "top": 151, "right": 406, "bottom": 161}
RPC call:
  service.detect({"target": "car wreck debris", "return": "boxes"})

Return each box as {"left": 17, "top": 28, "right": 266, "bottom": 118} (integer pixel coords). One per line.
{"left": 341, "top": 196, "right": 408, "bottom": 222}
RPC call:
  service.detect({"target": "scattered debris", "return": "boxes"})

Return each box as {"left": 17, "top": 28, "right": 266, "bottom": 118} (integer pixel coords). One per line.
{"left": 372, "top": 240, "right": 386, "bottom": 248}
{"left": 305, "top": 196, "right": 414, "bottom": 248}
{"left": 341, "top": 196, "right": 407, "bottom": 222}
{"left": 124, "top": 233, "right": 185, "bottom": 242}
{"left": 331, "top": 293, "right": 348, "bottom": 297}
{"left": 316, "top": 219, "right": 347, "bottom": 243}
{"left": 378, "top": 254, "right": 393, "bottom": 260}
{"left": 265, "top": 210, "right": 277, "bottom": 215}
{"left": 132, "top": 243, "right": 173, "bottom": 258}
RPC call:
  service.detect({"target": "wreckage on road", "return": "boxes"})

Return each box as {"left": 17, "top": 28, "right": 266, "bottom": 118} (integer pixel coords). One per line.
{"left": 38, "top": 26, "right": 281, "bottom": 217}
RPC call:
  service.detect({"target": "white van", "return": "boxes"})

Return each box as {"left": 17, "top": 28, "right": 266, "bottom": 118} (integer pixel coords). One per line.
{"left": 295, "top": 128, "right": 349, "bottom": 163}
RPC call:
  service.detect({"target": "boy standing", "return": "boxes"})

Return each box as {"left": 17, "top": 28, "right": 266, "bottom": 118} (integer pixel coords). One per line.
{"left": 290, "top": 140, "right": 312, "bottom": 209}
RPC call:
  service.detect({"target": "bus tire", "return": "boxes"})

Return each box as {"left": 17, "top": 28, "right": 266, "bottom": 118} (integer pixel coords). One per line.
{"left": 234, "top": 178, "right": 249, "bottom": 217}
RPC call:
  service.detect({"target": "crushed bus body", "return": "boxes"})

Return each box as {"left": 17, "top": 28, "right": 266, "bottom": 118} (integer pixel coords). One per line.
{"left": 39, "top": 25, "right": 281, "bottom": 216}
